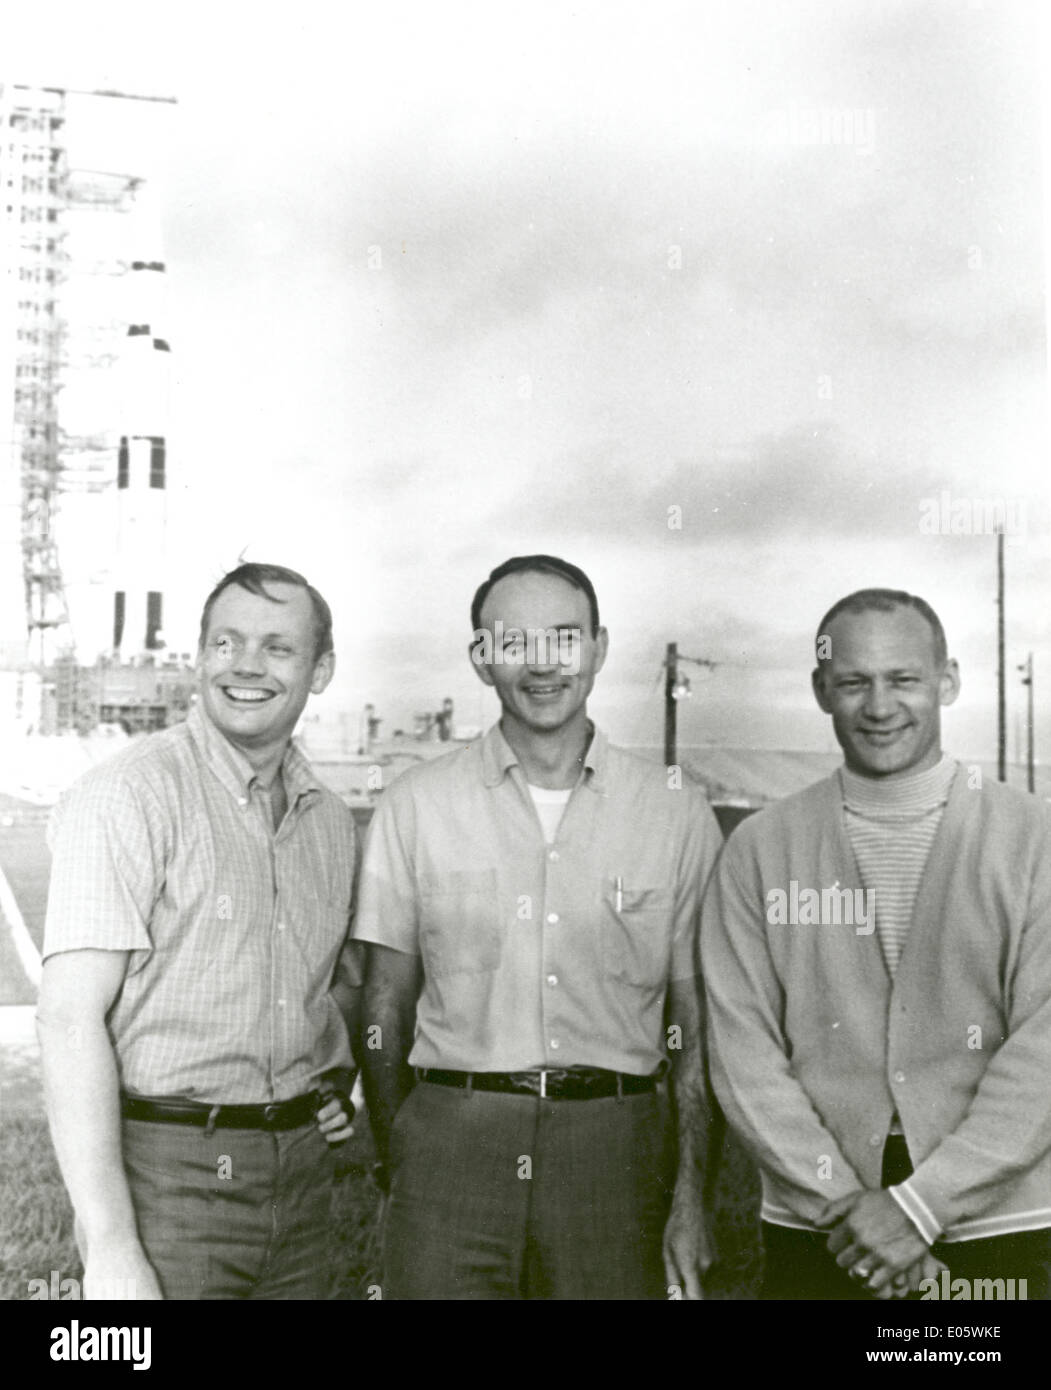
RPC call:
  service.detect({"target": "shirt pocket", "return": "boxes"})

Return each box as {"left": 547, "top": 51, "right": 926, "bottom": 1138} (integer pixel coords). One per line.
{"left": 601, "top": 883, "right": 673, "bottom": 989}
{"left": 419, "top": 869, "right": 503, "bottom": 978}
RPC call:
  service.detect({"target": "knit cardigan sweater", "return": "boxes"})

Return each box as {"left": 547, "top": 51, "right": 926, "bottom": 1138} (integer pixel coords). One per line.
{"left": 701, "top": 767, "right": 1051, "bottom": 1243}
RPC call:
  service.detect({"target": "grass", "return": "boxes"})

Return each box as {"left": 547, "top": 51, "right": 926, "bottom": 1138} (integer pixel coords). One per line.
{"left": 1, "top": 1110, "right": 82, "bottom": 1301}
{"left": 1, "top": 1086, "right": 762, "bottom": 1300}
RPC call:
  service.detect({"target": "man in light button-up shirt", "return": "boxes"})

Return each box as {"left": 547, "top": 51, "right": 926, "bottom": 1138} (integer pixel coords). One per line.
{"left": 38, "top": 564, "right": 361, "bottom": 1300}
{"left": 355, "top": 554, "right": 723, "bottom": 1300}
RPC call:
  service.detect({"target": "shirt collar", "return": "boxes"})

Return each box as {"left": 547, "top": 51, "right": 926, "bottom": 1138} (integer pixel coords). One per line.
{"left": 480, "top": 719, "right": 608, "bottom": 792}
{"left": 186, "top": 701, "right": 322, "bottom": 804}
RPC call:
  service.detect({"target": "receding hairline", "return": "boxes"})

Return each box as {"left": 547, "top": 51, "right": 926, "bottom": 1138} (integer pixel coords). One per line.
{"left": 815, "top": 590, "right": 948, "bottom": 667}
{"left": 477, "top": 568, "right": 594, "bottom": 624}
{"left": 470, "top": 554, "right": 601, "bottom": 637}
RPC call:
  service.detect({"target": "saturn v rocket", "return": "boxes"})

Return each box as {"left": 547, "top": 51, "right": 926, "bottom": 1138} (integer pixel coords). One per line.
{"left": 112, "top": 186, "right": 170, "bottom": 659}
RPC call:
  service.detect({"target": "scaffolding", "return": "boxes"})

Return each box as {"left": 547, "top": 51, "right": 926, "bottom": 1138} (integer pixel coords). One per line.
{"left": 2, "top": 81, "right": 186, "bottom": 731}
{"left": 2, "top": 83, "right": 72, "bottom": 662}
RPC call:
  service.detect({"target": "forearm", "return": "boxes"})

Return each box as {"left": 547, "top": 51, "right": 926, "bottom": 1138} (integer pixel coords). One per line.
{"left": 901, "top": 989, "right": 1051, "bottom": 1236}
{"left": 331, "top": 978, "right": 364, "bottom": 1075}
{"left": 666, "top": 976, "right": 724, "bottom": 1200}
{"left": 36, "top": 1011, "right": 140, "bottom": 1251}
{"left": 358, "top": 1000, "right": 415, "bottom": 1167}
{"left": 670, "top": 1031, "right": 720, "bottom": 1200}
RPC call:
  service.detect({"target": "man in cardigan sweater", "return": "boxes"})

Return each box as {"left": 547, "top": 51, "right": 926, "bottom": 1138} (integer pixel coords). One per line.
{"left": 702, "top": 588, "right": 1051, "bottom": 1300}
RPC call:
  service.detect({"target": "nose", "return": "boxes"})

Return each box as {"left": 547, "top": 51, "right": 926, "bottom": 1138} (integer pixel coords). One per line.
{"left": 523, "top": 629, "right": 561, "bottom": 675}
{"left": 862, "top": 679, "right": 897, "bottom": 721}
{"left": 231, "top": 643, "right": 266, "bottom": 677}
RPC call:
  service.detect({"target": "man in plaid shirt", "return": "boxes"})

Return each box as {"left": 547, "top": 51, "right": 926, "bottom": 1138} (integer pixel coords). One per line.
{"left": 37, "top": 563, "right": 361, "bottom": 1299}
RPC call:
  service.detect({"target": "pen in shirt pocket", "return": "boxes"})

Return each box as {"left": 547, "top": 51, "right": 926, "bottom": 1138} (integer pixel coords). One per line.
{"left": 615, "top": 875, "right": 623, "bottom": 912}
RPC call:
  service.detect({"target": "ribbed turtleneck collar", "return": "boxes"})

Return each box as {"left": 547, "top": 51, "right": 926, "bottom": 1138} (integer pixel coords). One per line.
{"left": 840, "top": 753, "right": 958, "bottom": 815}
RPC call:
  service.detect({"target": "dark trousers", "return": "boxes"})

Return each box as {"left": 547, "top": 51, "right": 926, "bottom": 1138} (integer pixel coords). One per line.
{"left": 113, "top": 1118, "right": 337, "bottom": 1299}
{"left": 762, "top": 1136, "right": 1051, "bottom": 1300}
{"left": 382, "top": 1080, "right": 675, "bottom": 1300}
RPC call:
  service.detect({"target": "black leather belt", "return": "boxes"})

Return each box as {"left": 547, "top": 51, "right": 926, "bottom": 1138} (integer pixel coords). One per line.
{"left": 121, "top": 1091, "right": 322, "bottom": 1130}
{"left": 414, "top": 1066, "right": 658, "bottom": 1100}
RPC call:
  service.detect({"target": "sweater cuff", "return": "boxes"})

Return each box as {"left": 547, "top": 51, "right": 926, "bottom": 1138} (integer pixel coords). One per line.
{"left": 889, "top": 1181, "right": 942, "bottom": 1245}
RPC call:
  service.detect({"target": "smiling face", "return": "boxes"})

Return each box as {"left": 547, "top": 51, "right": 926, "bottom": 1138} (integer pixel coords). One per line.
{"left": 472, "top": 569, "right": 608, "bottom": 740}
{"left": 197, "top": 581, "right": 334, "bottom": 758}
{"left": 812, "top": 604, "right": 960, "bottom": 779}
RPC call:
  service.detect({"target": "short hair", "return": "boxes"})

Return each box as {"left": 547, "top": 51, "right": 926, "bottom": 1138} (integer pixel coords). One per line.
{"left": 815, "top": 588, "right": 947, "bottom": 666}
{"left": 470, "top": 554, "right": 600, "bottom": 636}
{"left": 199, "top": 563, "right": 333, "bottom": 662}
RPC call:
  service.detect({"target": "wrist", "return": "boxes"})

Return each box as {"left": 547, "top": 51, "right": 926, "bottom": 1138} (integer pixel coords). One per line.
{"left": 80, "top": 1225, "right": 144, "bottom": 1257}
{"left": 888, "top": 1181, "right": 941, "bottom": 1246}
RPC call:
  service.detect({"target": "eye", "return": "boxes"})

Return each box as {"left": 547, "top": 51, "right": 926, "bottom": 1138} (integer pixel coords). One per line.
{"left": 268, "top": 644, "right": 292, "bottom": 655}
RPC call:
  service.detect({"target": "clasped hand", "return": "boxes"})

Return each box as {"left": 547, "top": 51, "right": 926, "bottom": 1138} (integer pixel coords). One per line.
{"left": 817, "top": 1190, "right": 945, "bottom": 1299}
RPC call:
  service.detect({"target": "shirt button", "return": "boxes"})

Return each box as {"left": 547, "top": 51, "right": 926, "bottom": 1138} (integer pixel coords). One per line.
{"left": 276, "top": 921, "right": 286, "bottom": 932}
{"left": 237, "top": 797, "right": 248, "bottom": 808}
{"left": 277, "top": 999, "right": 287, "bottom": 1009}
{"left": 546, "top": 974, "right": 558, "bottom": 987}
{"left": 893, "top": 1070, "right": 906, "bottom": 1083}
{"left": 550, "top": 1039, "right": 560, "bottom": 1050}
{"left": 548, "top": 850, "right": 559, "bottom": 862}
{"left": 546, "top": 913, "right": 559, "bottom": 925}
{"left": 869, "top": 1133, "right": 883, "bottom": 1148}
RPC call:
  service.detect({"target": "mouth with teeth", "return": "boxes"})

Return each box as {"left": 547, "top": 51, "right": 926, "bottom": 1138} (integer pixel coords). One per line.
{"left": 521, "top": 682, "right": 567, "bottom": 701}
{"left": 221, "top": 686, "right": 277, "bottom": 705}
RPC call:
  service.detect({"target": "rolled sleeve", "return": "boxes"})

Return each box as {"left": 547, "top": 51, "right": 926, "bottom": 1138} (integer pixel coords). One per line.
{"left": 351, "top": 781, "right": 421, "bottom": 957}
{"left": 331, "top": 827, "right": 364, "bottom": 987}
{"left": 43, "top": 769, "right": 162, "bottom": 961}
{"left": 669, "top": 789, "right": 722, "bottom": 982}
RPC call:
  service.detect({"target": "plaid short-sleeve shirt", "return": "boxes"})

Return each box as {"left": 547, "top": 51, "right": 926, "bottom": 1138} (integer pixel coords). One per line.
{"left": 42, "top": 703, "right": 360, "bottom": 1103}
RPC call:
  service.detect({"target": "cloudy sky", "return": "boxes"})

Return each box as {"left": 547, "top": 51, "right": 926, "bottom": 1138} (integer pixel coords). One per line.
{"left": 11, "top": 0, "right": 1050, "bottom": 761}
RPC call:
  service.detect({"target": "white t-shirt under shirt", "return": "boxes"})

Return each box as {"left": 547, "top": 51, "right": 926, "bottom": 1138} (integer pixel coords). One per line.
{"left": 527, "top": 783, "right": 573, "bottom": 844}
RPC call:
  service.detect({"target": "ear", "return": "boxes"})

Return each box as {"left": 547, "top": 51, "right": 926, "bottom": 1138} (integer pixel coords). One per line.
{"left": 310, "top": 650, "right": 335, "bottom": 696}
{"left": 938, "top": 658, "right": 961, "bottom": 708}
{"left": 469, "top": 637, "right": 496, "bottom": 688}
{"left": 592, "top": 626, "right": 610, "bottom": 675}
{"left": 812, "top": 666, "right": 833, "bottom": 714}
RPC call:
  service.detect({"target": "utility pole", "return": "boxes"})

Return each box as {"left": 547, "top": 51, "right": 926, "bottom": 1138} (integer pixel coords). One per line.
{"left": 1019, "top": 653, "right": 1035, "bottom": 794}
{"left": 996, "top": 528, "right": 1006, "bottom": 782}
{"left": 664, "top": 642, "right": 719, "bottom": 766}
{"left": 664, "top": 641, "right": 678, "bottom": 767}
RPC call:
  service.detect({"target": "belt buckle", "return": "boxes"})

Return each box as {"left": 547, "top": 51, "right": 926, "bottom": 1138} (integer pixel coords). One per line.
{"left": 263, "top": 1102, "right": 282, "bottom": 1127}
